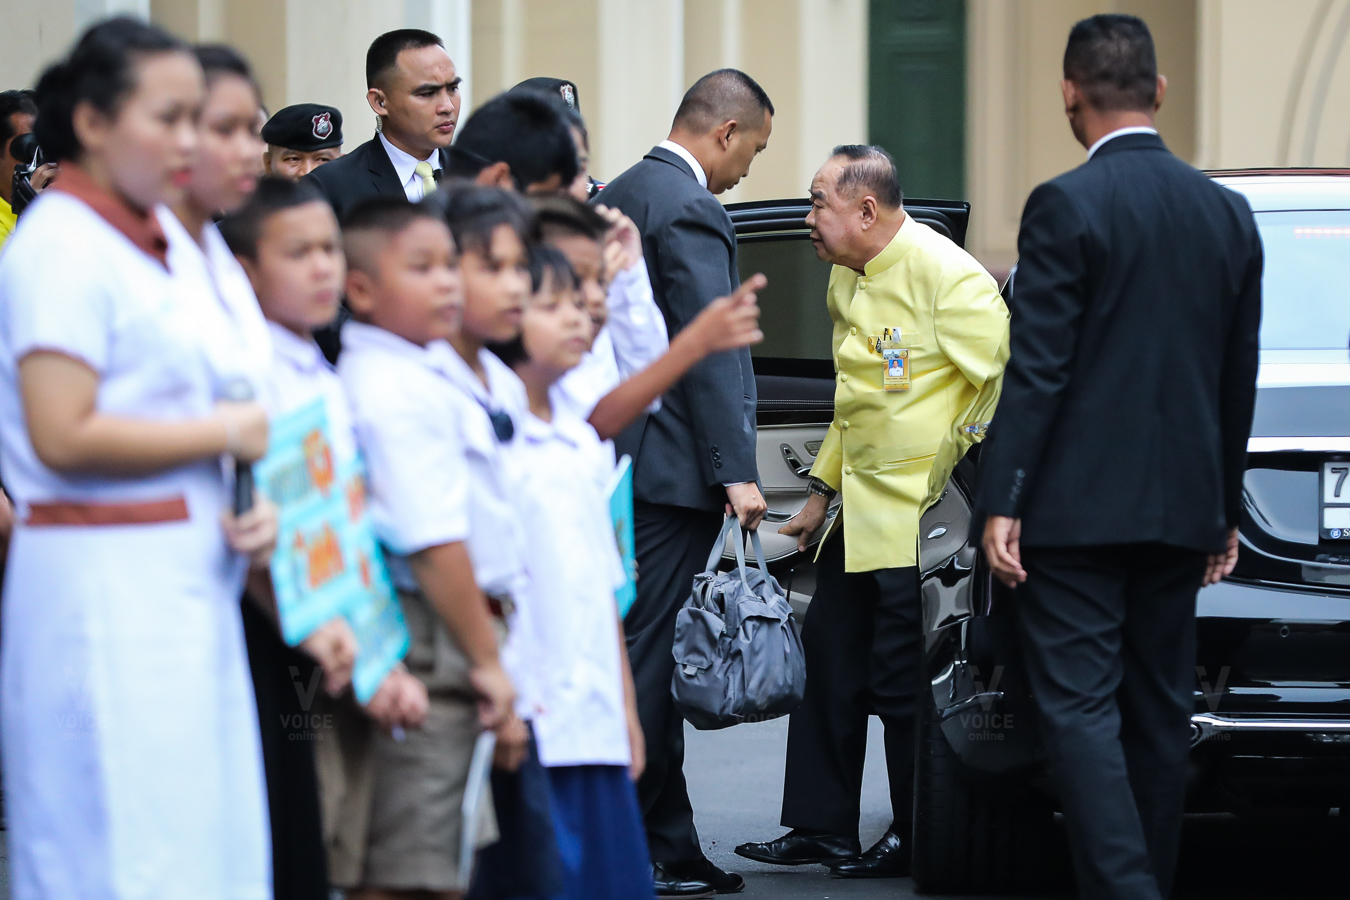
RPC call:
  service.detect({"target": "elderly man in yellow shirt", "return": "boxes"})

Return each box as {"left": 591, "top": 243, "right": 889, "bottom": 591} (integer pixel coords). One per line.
{"left": 735, "top": 145, "right": 1009, "bottom": 878}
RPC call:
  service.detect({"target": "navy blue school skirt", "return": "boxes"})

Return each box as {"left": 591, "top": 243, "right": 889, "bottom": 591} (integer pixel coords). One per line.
{"left": 468, "top": 725, "right": 565, "bottom": 899}
{"left": 546, "top": 764, "right": 654, "bottom": 900}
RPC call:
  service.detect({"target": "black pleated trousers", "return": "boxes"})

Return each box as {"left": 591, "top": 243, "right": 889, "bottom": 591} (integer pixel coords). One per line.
{"left": 780, "top": 534, "right": 922, "bottom": 837}
{"left": 1017, "top": 543, "right": 1205, "bottom": 900}
{"left": 624, "top": 501, "right": 723, "bottom": 863}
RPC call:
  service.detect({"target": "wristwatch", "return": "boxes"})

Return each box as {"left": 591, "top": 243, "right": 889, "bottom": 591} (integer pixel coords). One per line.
{"left": 807, "top": 477, "right": 837, "bottom": 501}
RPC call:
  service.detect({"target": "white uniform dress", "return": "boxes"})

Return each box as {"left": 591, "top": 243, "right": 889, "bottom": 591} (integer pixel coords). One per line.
{"left": 0, "top": 184, "right": 271, "bottom": 900}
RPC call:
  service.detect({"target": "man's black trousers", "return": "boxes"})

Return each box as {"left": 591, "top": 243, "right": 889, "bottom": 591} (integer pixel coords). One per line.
{"left": 625, "top": 501, "right": 723, "bottom": 863}
{"left": 1018, "top": 543, "right": 1206, "bottom": 900}
{"left": 780, "top": 534, "right": 922, "bottom": 837}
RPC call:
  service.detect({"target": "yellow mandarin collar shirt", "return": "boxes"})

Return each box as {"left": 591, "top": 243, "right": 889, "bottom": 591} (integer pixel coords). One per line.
{"left": 810, "top": 214, "right": 1010, "bottom": 573}
{"left": 0, "top": 195, "right": 17, "bottom": 253}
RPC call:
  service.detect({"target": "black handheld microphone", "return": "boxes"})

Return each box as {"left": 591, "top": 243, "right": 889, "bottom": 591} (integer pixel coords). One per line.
{"left": 221, "top": 378, "right": 256, "bottom": 516}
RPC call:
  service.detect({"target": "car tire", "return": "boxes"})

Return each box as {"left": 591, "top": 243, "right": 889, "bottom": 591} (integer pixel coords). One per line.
{"left": 911, "top": 688, "right": 1056, "bottom": 894}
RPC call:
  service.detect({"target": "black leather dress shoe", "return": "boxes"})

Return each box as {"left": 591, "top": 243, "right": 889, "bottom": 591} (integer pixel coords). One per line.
{"left": 652, "top": 862, "right": 714, "bottom": 898}
{"left": 828, "top": 828, "right": 911, "bottom": 878}
{"left": 665, "top": 857, "right": 746, "bottom": 894}
{"left": 734, "top": 829, "right": 861, "bottom": 866}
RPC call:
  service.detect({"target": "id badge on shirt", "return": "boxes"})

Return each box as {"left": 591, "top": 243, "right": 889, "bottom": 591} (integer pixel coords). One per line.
{"left": 876, "top": 340, "right": 911, "bottom": 392}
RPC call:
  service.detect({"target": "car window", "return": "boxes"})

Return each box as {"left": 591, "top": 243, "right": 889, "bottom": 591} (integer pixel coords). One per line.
{"left": 737, "top": 235, "right": 835, "bottom": 362}
{"left": 1254, "top": 210, "right": 1350, "bottom": 350}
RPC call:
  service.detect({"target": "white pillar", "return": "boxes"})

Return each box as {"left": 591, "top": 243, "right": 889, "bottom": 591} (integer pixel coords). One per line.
{"left": 406, "top": 0, "right": 474, "bottom": 111}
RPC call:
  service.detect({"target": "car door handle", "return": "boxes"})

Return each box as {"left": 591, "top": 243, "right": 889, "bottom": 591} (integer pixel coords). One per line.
{"left": 780, "top": 444, "right": 812, "bottom": 479}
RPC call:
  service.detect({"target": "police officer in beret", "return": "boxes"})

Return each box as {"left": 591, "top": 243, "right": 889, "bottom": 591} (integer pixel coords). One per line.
{"left": 261, "top": 103, "right": 343, "bottom": 180}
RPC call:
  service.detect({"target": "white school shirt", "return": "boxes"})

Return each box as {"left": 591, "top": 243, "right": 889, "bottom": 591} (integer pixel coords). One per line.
{"left": 337, "top": 321, "right": 526, "bottom": 597}
{"left": 159, "top": 211, "right": 272, "bottom": 399}
{"left": 513, "top": 406, "right": 632, "bottom": 767}
{"left": 379, "top": 132, "right": 442, "bottom": 202}
{"left": 260, "top": 321, "right": 358, "bottom": 469}
{"left": 553, "top": 256, "right": 669, "bottom": 419}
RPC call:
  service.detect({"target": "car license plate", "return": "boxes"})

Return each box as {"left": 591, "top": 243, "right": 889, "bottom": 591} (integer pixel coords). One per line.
{"left": 1321, "top": 460, "right": 1350, "bottom": 539}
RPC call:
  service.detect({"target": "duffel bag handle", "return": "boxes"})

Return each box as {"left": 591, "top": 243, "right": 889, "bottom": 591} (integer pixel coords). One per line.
{"left": 702, "top": 515, "right": 754, "bottom": 591}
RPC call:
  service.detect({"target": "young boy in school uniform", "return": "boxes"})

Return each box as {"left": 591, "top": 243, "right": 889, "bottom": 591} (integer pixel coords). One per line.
{"left": 337, "top": 190, "right": 537, "bottom": 899}
{"left": 221, "top": 177, "right": 431, "bottom": 894}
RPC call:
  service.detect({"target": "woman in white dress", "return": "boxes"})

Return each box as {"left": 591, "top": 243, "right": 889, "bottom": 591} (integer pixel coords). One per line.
{"left": 0, "top": 19, "right": 276, "bottom": 900}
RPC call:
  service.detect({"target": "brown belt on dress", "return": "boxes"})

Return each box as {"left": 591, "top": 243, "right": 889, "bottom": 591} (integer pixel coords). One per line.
{"left": 25, "top": 496, "right": 190, "bottom": 527}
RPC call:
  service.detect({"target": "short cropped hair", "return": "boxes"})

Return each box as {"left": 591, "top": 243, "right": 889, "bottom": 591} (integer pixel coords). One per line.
{"left": 446, "top": 90, "right": 578, "bottom": 191}
{"left": 0, "top": 90, "right": 38, "bottom": 153}
{"left": 34, "top": 17, "right": 186, "bottom": 162}
{"left": 1063, "top": 14, "right": 1158, "bottom": 112}
{"left": 366, "top": 28, "right": 443, "bottom": 89}
{"left": 489, "top": 243, "right": 579, "bottom": 368}
{"left": 672, "top": 68, "right": 774, "bottom": 134}
{"left": 340, "top": 195, "right": 444, "bottom": 274}
{"left": 533, "top": 195, "right": 608, "bottom": 244}
{"left": 830, "top": 144, "right": 902, "bottom": 210}
{"left": 219, "top": 175, "right": 329, "bottom": 259}
{"left": 428, "top": 182, "right": 537, "bottom": 258}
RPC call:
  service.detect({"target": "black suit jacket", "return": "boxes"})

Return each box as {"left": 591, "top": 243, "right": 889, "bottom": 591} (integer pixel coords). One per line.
{"left": 975, "top": 132, "right": 1263, "bottom": 554}
{"left": 304, "top": 134, "right": 450, "bottom": 222}
{"left": 596, "top": 145, "right": 758, "bottom": 511}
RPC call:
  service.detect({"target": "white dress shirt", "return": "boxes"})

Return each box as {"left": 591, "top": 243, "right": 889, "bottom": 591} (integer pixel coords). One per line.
{"left": 553, "top": 256, "right": 669, "bottom": 418}
{"left": 511, "top": 407, "right": 632, "bottom": 767}
{"left": 1086, "top": 126, "right": 1159, "bottom": 160}
{"left": 379, "top": 131, "right": 443, "bottom": 201}
{"left": 657, "top": 139, "right": 709, "bottom": 189}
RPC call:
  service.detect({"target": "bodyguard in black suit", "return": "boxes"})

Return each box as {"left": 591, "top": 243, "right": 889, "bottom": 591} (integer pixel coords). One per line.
{"left": 304, "top": 28, "right": 461, "bottom": 221}
{"left": 598, "top": 68, "right": 774, "bottom": 897}
{"left": 977, "top": 16, "right": 1262, "bottom": 900}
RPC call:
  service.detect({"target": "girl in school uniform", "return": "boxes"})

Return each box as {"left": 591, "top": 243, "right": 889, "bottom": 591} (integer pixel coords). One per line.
{"left": 161, "top": 45, "right": 335, "bottom": 900}
{"left": 492, "top": 243, "right": 768, "bottom": 900}
{"left": 493, "top": 245, "right": 652, "bottom": 899}
{"left": 0, "top": 18, "right": 275, "bottom": 900}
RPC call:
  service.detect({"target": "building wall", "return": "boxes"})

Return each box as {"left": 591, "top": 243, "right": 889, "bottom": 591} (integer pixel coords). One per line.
{"left": 4, "top": 0, "right": 1347, "bottom": 273}
{"left": 965, "top": 0, "right": 1199, "bottom": 271}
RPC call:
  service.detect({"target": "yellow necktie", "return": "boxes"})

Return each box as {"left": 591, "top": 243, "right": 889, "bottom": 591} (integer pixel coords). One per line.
{"left": 414, "top": 160, "right": 437, "bottom": 197}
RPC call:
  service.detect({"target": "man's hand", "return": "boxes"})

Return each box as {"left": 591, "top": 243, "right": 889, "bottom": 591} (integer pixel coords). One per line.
{"left": 468, "top": 660, "right": 516, "bottom": 730}
{"left": 300, "top": 617, "right": 358, "bottom": 696}
{"left": 779, "top": 493, "right": 829, "bottom": 553}
{"left": 983, "top": 515, "right": 1027, "bottom": 588}
{"left": 493, "top": 713, "right": 529, "bottom": 772}
{"left": 1203, "top": 527, "right": 1240, "bottom": 587}
{"left": 726, "top": 482, "right": 767, "bottom": 531}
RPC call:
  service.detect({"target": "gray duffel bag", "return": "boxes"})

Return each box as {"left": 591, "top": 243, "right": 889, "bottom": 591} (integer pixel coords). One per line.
{"left": 671, "top": 517, "right": 807, "bottom": 730}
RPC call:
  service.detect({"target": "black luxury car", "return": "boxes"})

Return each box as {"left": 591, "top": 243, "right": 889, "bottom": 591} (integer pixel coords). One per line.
{"left": 725, "top": 170, "right": 1350, "bottom": 894}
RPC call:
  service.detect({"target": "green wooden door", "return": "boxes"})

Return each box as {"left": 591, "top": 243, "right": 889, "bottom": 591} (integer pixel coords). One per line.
{"left": 869, "top": 0, "right": 966, "bottom": 200}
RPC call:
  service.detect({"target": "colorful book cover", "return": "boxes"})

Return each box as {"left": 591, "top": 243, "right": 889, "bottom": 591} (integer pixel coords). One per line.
{"left": 608, "top": 454, "right": 637, "bottom": 618}
{"left": 255, "top": 398, "right": 410, "bottom": 703}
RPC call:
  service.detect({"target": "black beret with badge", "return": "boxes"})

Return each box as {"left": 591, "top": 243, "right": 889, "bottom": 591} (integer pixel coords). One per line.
{"left": 261, "top": 103, "right": 344, "bottom": 151}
